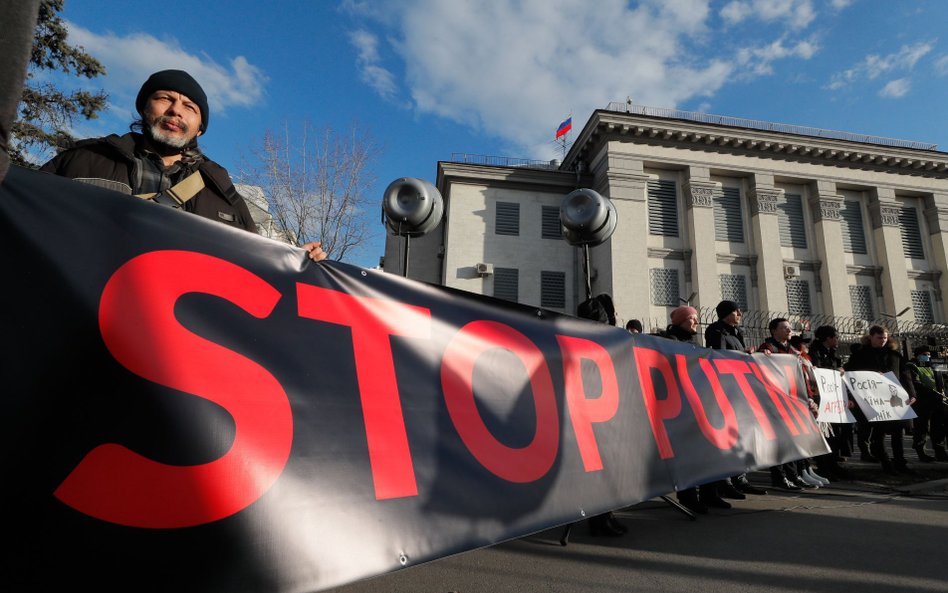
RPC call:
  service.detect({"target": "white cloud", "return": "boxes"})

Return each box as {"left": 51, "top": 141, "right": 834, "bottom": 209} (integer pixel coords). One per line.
{"left": 933, "top": 54, "right": 948, "bottom": 76}
{"left": 828, "top": 42, "right": 933, "bottom": 90}
{"left": 346, "top": 0, "right": 826, "bottom": 158}
{"left": 879, "top": 78, "right": 910, "bottom": 98}
{"left": 830, "top": 0, "right": 854, "bottom": 9}
{"left": 65, "top": 21, "right": 267, "bottom": 115}
{"left": 347, "top": 1, "right": 733, "bottom": 157}
{"left": 737, "top": 36, "right": 819, "bottom": 75}
{"left": 349, "top": 29, "right": 398, "bottom": 100}
{"left": 720, "top": 0, "right": 815, "bottom": 29}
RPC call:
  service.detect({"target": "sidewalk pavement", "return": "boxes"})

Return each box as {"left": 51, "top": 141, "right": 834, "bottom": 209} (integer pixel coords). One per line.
{"left": 325, "top": 449, "right": 948, "bottom": 593}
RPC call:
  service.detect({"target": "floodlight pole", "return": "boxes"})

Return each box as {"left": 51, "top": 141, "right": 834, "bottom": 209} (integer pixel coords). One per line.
{"left": 582, "top": 243, "right": 592, "bottom": 301}
{"left": 402, "top": 234, "right": 411, "bottom": 278}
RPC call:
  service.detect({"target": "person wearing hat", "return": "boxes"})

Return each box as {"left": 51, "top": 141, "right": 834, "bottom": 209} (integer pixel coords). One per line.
{"left": 809, "top": 325, "right": 856, "bottom": 478}
{"left": 907, "top": 345, "right": 948, "bottom": 462}
{"left": 660, "top": 305, "right": 736, "bottom": 513}
{"left": 703, "top": 300, "right": 768, "bottom": 496}
{"left": 40, "top": 70, "right": 326, "bottom": 261}
{"left": 703, "top": 300, "right": 755, "bottom": 354}
{"left": 844, "top": 325, "right": 918, "bottom": 474}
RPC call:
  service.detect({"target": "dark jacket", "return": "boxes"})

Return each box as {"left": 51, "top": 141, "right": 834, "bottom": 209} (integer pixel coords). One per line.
{"left": 40, "top": 133, "right": 257, "bottom": 232}
{"left": 662, "top": 324, "right": 696, "bottom": 344}
{"left": 809, "top": 341, "right": 842, "bottom": 370}
{"left": 758, "top": 337, "right": 795, "bottom": 355}
{"left": 704, "top": 320, "right": 746, "bottom": 351}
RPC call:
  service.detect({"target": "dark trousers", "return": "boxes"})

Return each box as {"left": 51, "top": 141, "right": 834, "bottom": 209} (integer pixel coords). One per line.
{"left": 869, "top": 421, "right": 907, "bottom": 465}
{"left": 912, "top": 397, "right": 947, "bottom": 454}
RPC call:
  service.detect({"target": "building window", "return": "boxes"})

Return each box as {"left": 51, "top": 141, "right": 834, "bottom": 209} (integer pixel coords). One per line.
{"left": 899, "top": 207, "right": 925, "bottom": 259}
{"left": 493, "top": 267, "right": 519, "bottom": 302}
{"left": 719, "top": 274, "right": 748, "bottom": 310}
{"left": 495, "top": 202, "right": 520, "bottom": 236}
{"left": 648, "top": 179, "right": 678, "bottom": 237}
{"left": 713, "top": 186, "right": 744, "bottom": 243}
{"left": 540, "top": 271, "right": 566, "bottom": 309}
{"left": 777, "top": 193, "right": 807, "bottom": 249}
{"left": 786, "top": 279, "right": 811, "bottom": 315}
{"left": 912, "top": 289, "right": 935, "bottom": 324}
{"left": 840, "top": 201, "right": 868, "bottom": 254}
{"left": 541, "top": 206, "right": 562, "bottom": 240}
{"left": 849, "top": 285, "right": 874, "bottom": 320}
{"left": 650, "top": 268, "right": 680, "bottom": 306}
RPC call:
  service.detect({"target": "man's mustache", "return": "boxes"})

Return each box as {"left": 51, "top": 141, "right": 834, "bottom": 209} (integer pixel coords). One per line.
{"left": 155, "top": 115, "right": 189, "bottom": 133}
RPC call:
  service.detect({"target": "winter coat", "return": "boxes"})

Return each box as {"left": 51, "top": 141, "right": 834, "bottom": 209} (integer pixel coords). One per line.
{"left": 40, "top": 133, "right": 256, "bottom": 232}
{"left": 704, "top": 320, "right": 747, "bottom": 351}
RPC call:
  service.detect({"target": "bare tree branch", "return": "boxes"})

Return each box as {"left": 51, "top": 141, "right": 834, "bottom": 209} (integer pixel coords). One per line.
{"left": 239, "top": 121, "right": 378, "bottom": 262}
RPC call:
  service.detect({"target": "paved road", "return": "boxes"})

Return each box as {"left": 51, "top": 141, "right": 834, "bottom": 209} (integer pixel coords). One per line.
{"left": 325, "top": 457, "right": 948, "bottom": 593}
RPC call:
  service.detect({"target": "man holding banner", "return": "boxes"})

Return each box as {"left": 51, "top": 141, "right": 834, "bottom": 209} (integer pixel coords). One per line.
{"left": 844, "top": 326, "right": 917, "bottom": 474}
{"left": 809, "top": 325, "right": 852, "bottom": 479}
{"left": 38, "top": 69, "right": 327, "bottom": 262}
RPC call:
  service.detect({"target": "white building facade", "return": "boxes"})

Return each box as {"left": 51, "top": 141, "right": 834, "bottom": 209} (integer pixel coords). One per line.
{"left": 384, "top": 106, "right": 948, "bottom": 336}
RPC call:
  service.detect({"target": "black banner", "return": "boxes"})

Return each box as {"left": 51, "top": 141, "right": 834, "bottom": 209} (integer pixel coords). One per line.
{"left": 0, "top": 166, "right": 828, "bottom": 592}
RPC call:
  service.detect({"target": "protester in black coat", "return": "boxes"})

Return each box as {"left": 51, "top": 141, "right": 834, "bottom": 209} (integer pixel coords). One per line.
{"left": 844, "top": 326, "right": 917, "bottom": 474}
{"left": 703, "top": 301, "right": 768, "bottom": 496}
{"left": 809, "top": 326, "right": 854, "bottom": 479}
{"left": 662, "top": 305, "right": 737, "bottom": 513}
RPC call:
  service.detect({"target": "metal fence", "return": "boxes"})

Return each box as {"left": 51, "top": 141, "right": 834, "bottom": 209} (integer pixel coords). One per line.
{"left": 604, "top": 102, "right": 939, "bottom": 152}
{"left": 449, "top": 153, "right": 563, "bottom": 171}
{"left": 637, "top": 307, "right": 948, "bottom": 359}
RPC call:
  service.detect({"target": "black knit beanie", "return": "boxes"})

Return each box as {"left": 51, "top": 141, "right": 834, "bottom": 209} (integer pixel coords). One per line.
{"left": 135, "top": 70, "right": 209, "bottom": 133}
{"left": 715, "top": 300, "right": 739, "bottom": 319}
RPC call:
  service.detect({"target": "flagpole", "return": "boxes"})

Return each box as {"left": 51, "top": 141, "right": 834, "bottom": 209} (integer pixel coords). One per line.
{"left": 555, "top": 114, "right": 572, "bottom": 161}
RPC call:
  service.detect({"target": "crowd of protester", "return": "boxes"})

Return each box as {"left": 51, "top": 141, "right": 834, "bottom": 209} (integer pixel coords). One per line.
{"left": 580, "top": 295, "right": 948, "bottom": 532}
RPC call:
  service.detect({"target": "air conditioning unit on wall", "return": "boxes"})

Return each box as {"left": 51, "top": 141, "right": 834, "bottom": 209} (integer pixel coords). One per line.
{"left": 783, "top": 264, "right": 801, "bottom": 279}
{"left": 475, "top": 262, "right": 494, "bottom": 276}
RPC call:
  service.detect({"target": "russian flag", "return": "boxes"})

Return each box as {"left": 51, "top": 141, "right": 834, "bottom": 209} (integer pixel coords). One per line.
{"left": 555, "top": 116, "right": 572, "bottom": 139}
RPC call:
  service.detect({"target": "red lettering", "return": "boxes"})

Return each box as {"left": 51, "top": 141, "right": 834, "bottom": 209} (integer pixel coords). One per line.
{"left": 752, "top": 364, "right": 810, "bottom": 436}
{"left": 749, "top": 362, "right": 803, "bottom": 436}
{"left": 296, "top": 284, "right": 431, "bottom": 500}
{"left": 633, "top": 347, "right": 682, "bottom": 459}
{"left": 57, "top": 250, "right": 290, "bottom": 528}
{"left": 677, "top": 355, "right": 738, "bottom": 450}
{"left": 713, "top": 359, "right": 777, "bottom": 440}
{"left": 441, "top": 321, "right": 558, "bottom": 482}
{"left": 556, "top": 335, "right": 619, "bottom": 472}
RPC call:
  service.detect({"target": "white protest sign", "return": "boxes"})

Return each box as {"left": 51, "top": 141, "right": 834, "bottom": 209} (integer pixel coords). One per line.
{"left": 843, "top": 370, "right": 917, "bottom": 422}
{"left": 813, "top": 368, "right": 856, "bottom": 423}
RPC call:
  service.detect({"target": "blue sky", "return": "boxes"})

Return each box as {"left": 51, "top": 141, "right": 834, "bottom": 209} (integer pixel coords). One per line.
{"left": 50, "top": 0, "right": 948, "bottom": 268}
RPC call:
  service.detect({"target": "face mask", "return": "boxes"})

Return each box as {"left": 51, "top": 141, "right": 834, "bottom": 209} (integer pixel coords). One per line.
{"left": 918, "top": 355, "right": 930, "bottom": 363}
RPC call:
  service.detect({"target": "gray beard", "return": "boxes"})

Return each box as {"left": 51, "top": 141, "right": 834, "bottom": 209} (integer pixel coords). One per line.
{"left": 148, "top": 123, "right": 189, "bottom": 149}
{"left": 146, "top": 116, "right": 193, "bottom": 150}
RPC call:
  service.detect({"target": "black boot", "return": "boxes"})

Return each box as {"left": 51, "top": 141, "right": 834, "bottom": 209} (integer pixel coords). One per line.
{"left": 588, "top": 513, "right": 624, "bottom": 537}
{"left": 719, "top": 479, "right": 747, "bottom": 500}
{"left": 676, "top": 488, "right": 707, "bottom": 515}
{"left": 699, "top": 483, "right": 732, "bottom": 509}
{"left": 880, "top": 457, "right": 897, "bottom": 475}
{"left": 606, "top": 513, "right": 627, "bottom": 534}
{"left": 733, "top": 473, "right": 768, "bottom": 495}
{"left": 915, "top": 446, "right": 936, "bottom": 463}
{"left": 894, "top": 459, "right": 915, "bottom": 475}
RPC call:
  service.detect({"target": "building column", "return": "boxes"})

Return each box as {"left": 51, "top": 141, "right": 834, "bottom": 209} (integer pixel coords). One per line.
{"left": 808, "top": 180, "right": 850, "bottom": 316}
{"left": 867, "top": 187, "right": 913, "bottom": 321}
{"left": 684, "top": 167, "right": 718, "bottom": 310}
{"left": 923, "top": 192, "right": 948, "bottom": 322}
{"left": 748, "top": 173, "right": 786, "bottom": 312}
{"left": 590, "top": 148, "right": 649, "bottom": 319}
